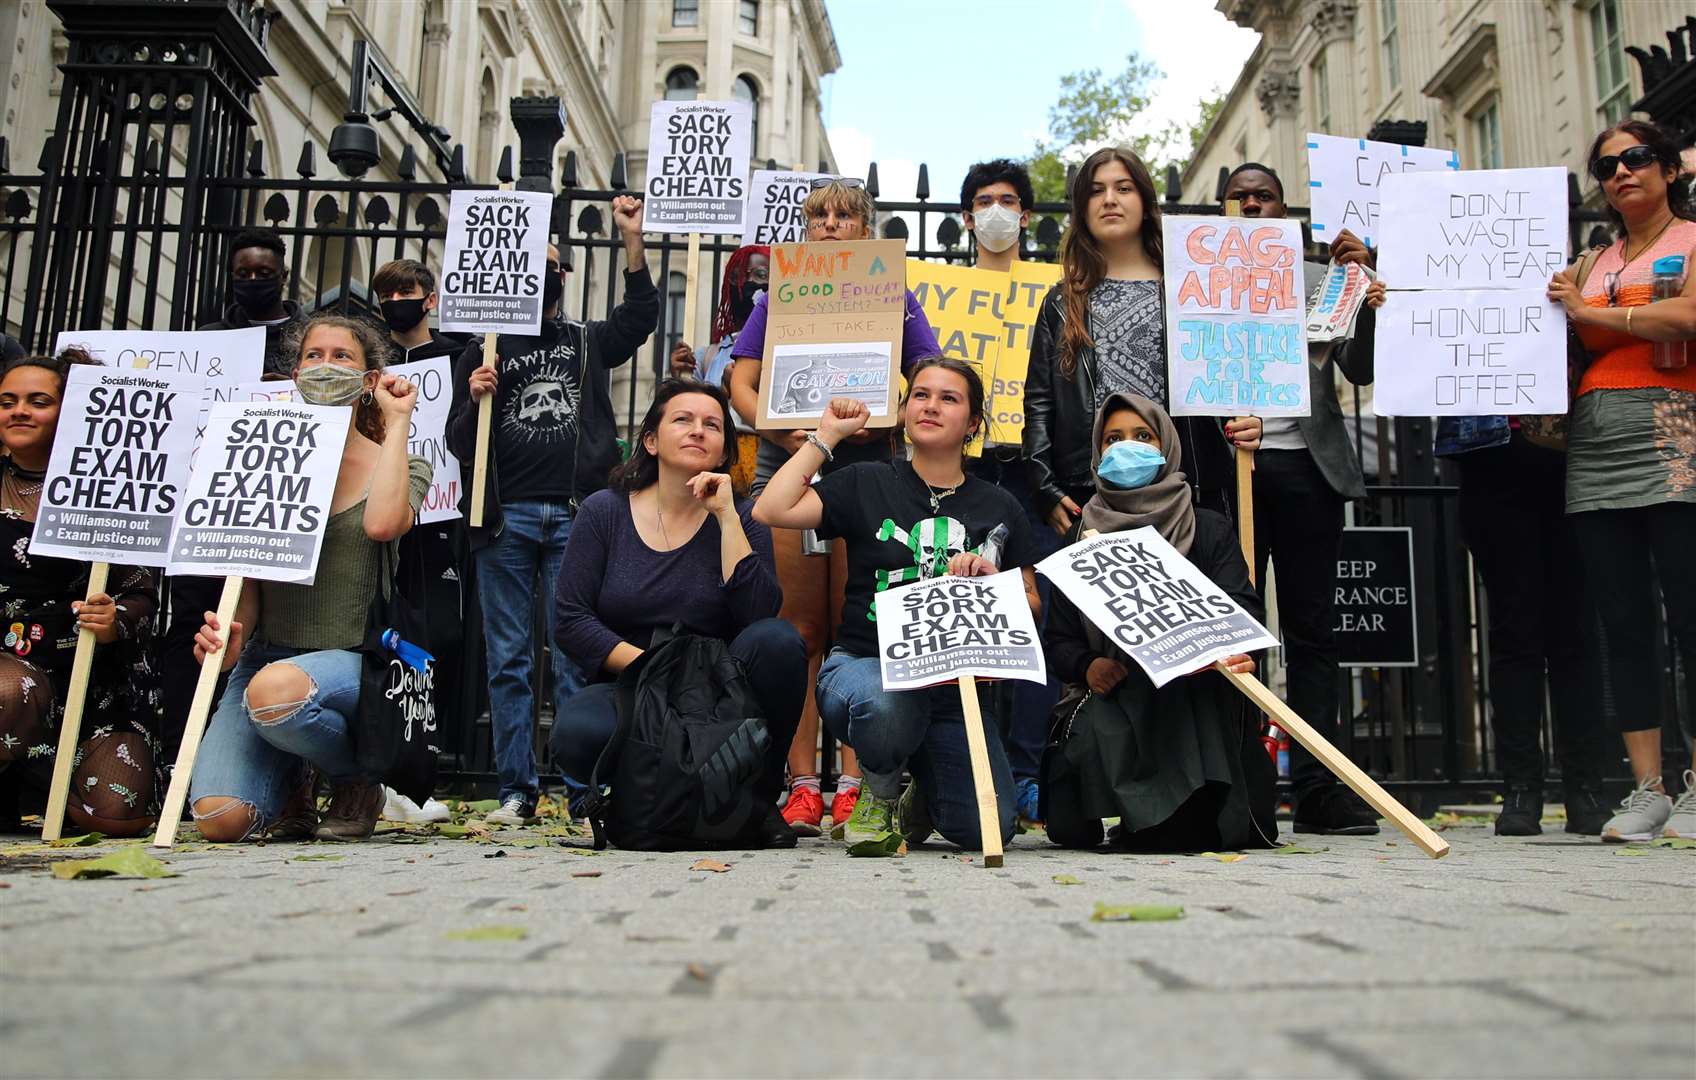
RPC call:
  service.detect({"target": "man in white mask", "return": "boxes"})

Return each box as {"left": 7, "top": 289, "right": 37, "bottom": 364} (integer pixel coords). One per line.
{"left": 960, "top": 158, "right": 1031, "bottom": 272}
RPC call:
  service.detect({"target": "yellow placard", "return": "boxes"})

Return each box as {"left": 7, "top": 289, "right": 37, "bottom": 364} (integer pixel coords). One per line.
{"left": 989, "top": 260, "right": 1062, "bottom": 446}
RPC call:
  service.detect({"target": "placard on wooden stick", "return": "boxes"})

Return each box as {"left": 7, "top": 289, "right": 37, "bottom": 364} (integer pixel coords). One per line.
{"left": 755, "top": 239, "right": 906, "bottom": 430}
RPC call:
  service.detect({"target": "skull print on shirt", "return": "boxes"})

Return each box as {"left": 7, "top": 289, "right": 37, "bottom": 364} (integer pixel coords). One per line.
{"left": 868, "top": 516, "right": 983, "bottom": 620}
{"left": 500, "top": 340, "right": 581, "bottom": 445}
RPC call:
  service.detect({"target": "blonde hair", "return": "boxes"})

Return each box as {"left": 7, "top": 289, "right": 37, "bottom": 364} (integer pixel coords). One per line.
{"left": 801, "top": 181, "right": 877, "bottom": 234}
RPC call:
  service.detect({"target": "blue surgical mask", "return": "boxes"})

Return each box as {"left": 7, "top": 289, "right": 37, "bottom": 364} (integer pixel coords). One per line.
{"left": 1097, "top": 440, "right": 1165, "bottom": 489}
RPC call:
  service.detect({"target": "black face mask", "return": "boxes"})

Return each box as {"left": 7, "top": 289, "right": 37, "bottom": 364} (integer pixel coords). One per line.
{"left": 731, "top": 281, "right": 763, "bottom": 324}
{"left": 380, "top": 298, "right": 428, "bottom": 333}
{"left": 543, "top": 263, "right": 564, "bottom": 310}
{"left": 232, "top": 277, "right": 283, "bottom": 318}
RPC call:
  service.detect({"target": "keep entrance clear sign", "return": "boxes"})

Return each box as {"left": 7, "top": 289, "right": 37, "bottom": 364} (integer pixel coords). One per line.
{"left": 1334, "top": 527, "right": 1417, "bottom": 667}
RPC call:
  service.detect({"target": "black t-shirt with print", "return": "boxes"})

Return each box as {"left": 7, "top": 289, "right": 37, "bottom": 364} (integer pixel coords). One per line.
{"left": 813, "top": 460, "right": 1036, "bottom": 658}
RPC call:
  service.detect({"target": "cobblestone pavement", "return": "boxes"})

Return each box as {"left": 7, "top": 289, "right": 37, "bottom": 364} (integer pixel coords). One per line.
{"left": 2, "top": 812, "right": 1693, "bottom": 1079}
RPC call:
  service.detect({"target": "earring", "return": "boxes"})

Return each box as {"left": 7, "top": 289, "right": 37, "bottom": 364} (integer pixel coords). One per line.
{"left": 361, "top": 389, "right": 375, "bottom": 405}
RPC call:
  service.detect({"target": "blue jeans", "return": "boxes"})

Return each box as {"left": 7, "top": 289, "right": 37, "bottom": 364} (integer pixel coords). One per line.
{"left": 816, "top": 650, "right": 1016, "bottom": 850}
{"left": 188, "top": 643, "right": 365, "bottom": 836}
{"left": 474, "top": 500, "right": 585, "bottom": 804}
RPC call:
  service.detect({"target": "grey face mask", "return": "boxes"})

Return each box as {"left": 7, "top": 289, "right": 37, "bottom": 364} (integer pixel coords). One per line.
{"left": 296, "top": 364, "right": 368, "bottom": 406}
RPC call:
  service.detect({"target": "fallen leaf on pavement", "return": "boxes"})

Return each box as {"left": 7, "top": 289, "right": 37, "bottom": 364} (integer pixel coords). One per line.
{"left": 1649, "top": 837, "right": 1696, "bottom": 850}
{"left": 686, "top": 963, "right": 709, "bottom": 980}
{"left": 1614, "top": 847, "right": 1648, "bottom": 856}
{"left": 1052, "top": 874, "right": 1083, "bottom": 885}
{"left": 446, "top": 925, "right": 528, "bottom": 942}
{"left": 290, "top": 854, "right": 344, "bottom": 862}
{"left": 691, "top": 858, "right": 732, "bottom": 872}
{"left": 387, "top": 888, "right": 423, "bottom": 896}
{"left": 1090, "top": 903, "right": 1184, "bottom": 923}
{"left": 571, "top": 870, "right": 602, "bottom": 878}
{"left": 51, "top": 848, "right": 176, "bottom": 881}
{"left": 48, "top": 832, "right": 105, "bottom": 847}
{"left": 458, "top": 800, "right": 501, "bottom": 814}
{"left": 1195, "top": 851, "right": 1247, "bottom": 863}
{"left": 1268, "top": 845, "right": 1327, "bottom": 855}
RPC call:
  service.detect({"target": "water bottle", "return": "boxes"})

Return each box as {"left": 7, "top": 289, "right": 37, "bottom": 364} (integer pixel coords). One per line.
{"left": 1651, "top": 255, "right": 1688, "bottom": 371}
{"left": 380, "top": 629, "right": 434, "bottom": 673}
{"left": 979, "top": 523, "right": 1010, "bottom": 572}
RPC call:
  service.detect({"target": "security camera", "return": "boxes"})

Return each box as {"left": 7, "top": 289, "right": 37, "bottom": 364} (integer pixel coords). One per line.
{"left": 328, "top": 114, "right": 380, "bottom": 177}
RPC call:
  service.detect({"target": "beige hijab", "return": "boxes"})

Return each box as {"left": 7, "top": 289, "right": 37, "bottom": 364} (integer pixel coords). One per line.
{"left": 1078, "top": 392, "right": 1196, "bottom": 555}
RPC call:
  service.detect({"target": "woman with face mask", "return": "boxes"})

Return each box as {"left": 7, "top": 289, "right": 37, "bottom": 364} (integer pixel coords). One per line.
{"left": 1040, "top": 392, "right": 1277, "bottom": 853}
{"left": 188, "top": 315, "right": 433, "bottom": 843}
{"left": 669, "top": 245, "right": 770, "bottom": 493}
{"left": 0, "top": 348, "right": 165, "bottom": 836}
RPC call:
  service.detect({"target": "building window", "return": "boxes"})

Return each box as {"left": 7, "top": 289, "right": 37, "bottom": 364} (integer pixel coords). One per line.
{"left": 664, "top": 66, "right": 698, "bottom": 101}
{"left": 1312, "top": 54, "right": 1330, "bottom": 132}
{"left": 733, "top": 75, "right": 760, "bottom": 154}
{"left": 671, "top": 0, "right": 698, "bottom": 27}
{"left": 1380, "top": 0, "right": 1400, "bottom": 92}
{"left": 1472, "top": 98, "right": 1502, "bottom": 170}
{"left": 1590, "top": 0, "right": 1632, "bottom": 125}
{"left": 739, "top": 0, "right": 759, "bottom": 36}
{"left": 667, "top": 271, "right": 687, "bottom": 350}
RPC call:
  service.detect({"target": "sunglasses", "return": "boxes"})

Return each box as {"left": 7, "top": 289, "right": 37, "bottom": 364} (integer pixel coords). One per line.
{"left": 807, "top": 176, "right": 865, "bottom": 190}
{"left": 1590, "top": 145, "right": 1658, "bottom": 182}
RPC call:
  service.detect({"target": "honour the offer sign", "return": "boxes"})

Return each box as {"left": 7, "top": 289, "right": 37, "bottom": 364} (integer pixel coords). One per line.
{"left": 873, "top": 570, "right": 1046, "bottom": 691}
{"left": 29, "top": 366, "right": 205, "bottom": 566}
{"left": 1037, "top": 528, "right": 1279, "bottom": 689}
{"left": 439, "top": 188, "right": 554, "bottom": 335}
{"left": 165, "top": 401, "right": 350, "bottom": 584}
{"left": 1162, "top": 215, "right": 1310, "bottom": 417}
{"left": 1372, "top": 288, "right": 1566, "bottom": 415}
{"left": 643, "top": 99, "right": 753, "bottom": 235}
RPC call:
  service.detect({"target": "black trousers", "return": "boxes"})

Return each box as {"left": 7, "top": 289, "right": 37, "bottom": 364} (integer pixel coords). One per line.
{"left": 1458, "top": 437, "right": 1610, "bottom": 788}
{"left": 1570, "top": 500, "right": 1696, "bottom": 737}
{"left": 1251, "top": 450, "right": 1345, "bottom": 798}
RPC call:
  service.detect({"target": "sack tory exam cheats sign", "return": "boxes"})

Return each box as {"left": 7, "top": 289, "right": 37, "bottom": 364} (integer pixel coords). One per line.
{"left": 874, "top": 570, "right": 1046, "bottom": 691}
{"left": 1305, "top": 133, "right": 1459, "bottom": 249}
{"left": 1373, "top": 167, "right": 1568, "bottom": 416}
{"left": 439, "top": 189, "right": 554, "bottom": 335}
{"left": 643, "top": 99, "right": 753, "bottom": 235}
{"left": 1037, "top": 528, "right": 1279, "bottom": 689}
{"left": 165, "top": 400, "right": 349, "bottom": 583}
{"left": 743, "top": 170, "right": 832, "bottom": 246}
{"left": 1161, "top": 216, "right": 1310, "bottom": 417}
{"left": 29, "top": 367, "right": 205, "bottom": 565}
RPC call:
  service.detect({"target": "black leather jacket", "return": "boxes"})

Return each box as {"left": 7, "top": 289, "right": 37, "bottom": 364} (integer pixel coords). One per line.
{"left": 1021, "top": 284, "right": 1235, "bottom": 516}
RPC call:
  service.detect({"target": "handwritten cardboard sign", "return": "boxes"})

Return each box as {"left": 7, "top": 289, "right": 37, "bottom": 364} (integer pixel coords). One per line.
{"left": 1305, "top": 133, "right": 1459, "bottom": 249}
{"left": 873, "top": 570, "right": 1046, "bottom": 691}
{"left": 1377, "top": 167, "right": 1567, "bottom": 290}
{"left": 54, "top": 327, "right": 265, "bottom": 446}
{"left": 165, "top": 401, "right": 349, "bottom": 584}
{"left": 439, "top": 189, "right": 554, "bottom": 335}
{"left": 29, "top": 366, "right": 205, "bottom": 566}
{"left": 755, "top": 239, "right": 906, "bottom": 430}
{"left": 1162, "top": 215, "right": 1310, "bottom": 417}
{"left": 642, "top": 99, "right": 753, "bottom": 235}
{"left": 1372, "top": 288, "right": 1565, "bottom": 416}
{"left": 743, "top": 170, "right": 832, "bottom": 246}
{"left": 388, "top": 357, "right": 460, "bottom": 524}
{"left": 1037, "top": 528, "right": 1279, "bottom": 689}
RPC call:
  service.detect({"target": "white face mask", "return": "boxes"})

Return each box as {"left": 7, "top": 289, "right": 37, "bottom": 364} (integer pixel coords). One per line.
{"left": 971, "top": 203, "right": 1022, "bottom": 253}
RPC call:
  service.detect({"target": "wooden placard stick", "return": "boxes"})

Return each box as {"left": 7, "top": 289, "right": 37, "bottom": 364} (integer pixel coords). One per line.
{"left": 1222, "top": 197, "right": 1257, "bottom": 583}
{"left": 468, "top": 174, "right": 517, "bottom": 528}
{"left": 681, "top": 231, "right": 703, "bottom": 360}
{"left": 1213, "top": 662, "right": 1449, "bottom": 858}
{"left": 39, "top": 562, "right": 109, "bottom": 842}
{"left": 152, "top": 575, "right": 243, "bottom": 848}
{"left": 955, "top": 674, "right": 1004, "bottom": 868}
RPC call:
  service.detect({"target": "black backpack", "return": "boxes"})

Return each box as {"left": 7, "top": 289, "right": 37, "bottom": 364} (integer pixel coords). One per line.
{"left": 581, "top": 631, "right": 771, "bottom": 851}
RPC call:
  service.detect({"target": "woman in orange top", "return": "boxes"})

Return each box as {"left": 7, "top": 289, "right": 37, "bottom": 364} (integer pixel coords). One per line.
{"left": 1548, "top": 119, "right": 1696, "bottom": 843}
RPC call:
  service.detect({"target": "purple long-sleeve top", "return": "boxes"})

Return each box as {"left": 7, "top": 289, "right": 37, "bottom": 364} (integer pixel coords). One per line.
{"left": 551, "top": 488, "right": 783, "bottom": 679}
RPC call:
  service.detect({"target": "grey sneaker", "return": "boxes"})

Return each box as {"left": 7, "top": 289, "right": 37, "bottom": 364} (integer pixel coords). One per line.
{"left": 896, "top": 781, "right": 934, "bottom": 847}
{"left": 1664, "top": 770, "right": 1696, "bottom": 839}
{"left": 1600, "top": 775, "right": 1672, "bottom": 843}
{"left": 484, "top": 795, "right": 536, "bottom": 827}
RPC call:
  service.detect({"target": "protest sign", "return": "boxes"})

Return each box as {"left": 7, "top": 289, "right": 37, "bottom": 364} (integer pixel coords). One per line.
{"left": 756, "top": 239, "right": 906, "bottom": 429}
{"left": 389, "top": 356, "right": 460, "bottom": 523}
{"left": 1377, "top": 167, "right": 1567, "bottom": 289}
{"left": 642, "top": 99, "right": 753, "bottom": 235}
{"left": 55, "top": 326, "right": 265, "bottom": 443}
{"left": 873, "top": 571, "right": 1045, "bottom": 691}
{"left": 165, "top": 400, "right": 349, "bottom": 584}
{"left": 1162, "top": 215, "right": 1310, "bottom": 418}
{"left": 438, "top": 188, "right": 553, "bottom": 335}
{"left": 1371, "top": 288, "right": 1565, "bottom": 416}
{"left": 908, "top": 259, "right": 1007, "bottom": 453}
{"left": 228, "top": 379, "right": 295, "bottom": 402}
{"left": 29, "top": 366, "right": 204, "bottom": 566}
{"left": 1036, "top": 527, "right": 1279, "bottom": 689}
{"left": 743, "top": 170, "right": 831, "bottom": 246}
{"left": 987, "top": 259, "right": 1062, "bottom": 445}
{"left": 1335, "top": 527, "right": 1417, "bottom": 668}
{"left": 1305, "top": 133, "right": 1459, "bottom": 249}
{"left": 1306, "top": 260, "right": 1377, "bottom": 343}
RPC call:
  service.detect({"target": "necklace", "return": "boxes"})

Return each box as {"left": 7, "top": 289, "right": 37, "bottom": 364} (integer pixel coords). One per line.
{"left": 912, "top": 468, "right": 962, "bottom": 514}
{"left": 656, "top": 505, "right": 672, "bottom": 549}
{"left": 4, "top": 462, "right": 45, "bottom": 498}
{"left": 1622, "top": 213, "right": 1675, "bottom": 268}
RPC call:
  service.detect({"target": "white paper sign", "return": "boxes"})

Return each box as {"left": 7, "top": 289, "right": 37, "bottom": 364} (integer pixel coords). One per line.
{"left": 165, "top": 401, "right": 350, "bottom": 583}
{"left": 1162, "top": 215, "right": 1310, "bottom": 417}
{"left": 1305, "top": 133, "right": 1459, "bottom": 249}
{"left": 767, "top": 341, "right": 894, "bottom": 420}
{"left": 873, "top": 571, "right": 1046, "bottom": 691}
{"left": 1037, "top": 528, "right": 1279, "bottom": 689}
{"left": 642, "top": 99, "right": 753, "bottom": 235}
{"left": 28, "top": 366, "right": 205, "bottom": 566}
{"left": 54, "top": 327, "right": 266, "bottom": 444}
{"left": 1377, "top": 167, "right": 1568, "bottom": 290}
{"left": 228, "top": 379, "right": 296, "bottom": 402}
{"left": 1371, "top": 289, "right": 1566, "bottom": 416}
{"left": 743, "top": 170, "right": 832, "bottom": 246}
{"left": 388, "top": 357, "right": 460, "bottom": 523}
{"left": 1306, "top": 260, "right": 1377, "bottom": 343}
{"left": 439, "top": 188, "right": 554, "bottom": 335}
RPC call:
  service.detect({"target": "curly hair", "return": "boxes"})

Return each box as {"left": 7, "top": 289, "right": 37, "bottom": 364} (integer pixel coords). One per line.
{"left": 712, "top": 244, "right": 770, "bottom": 341}
{"left": 282, "top": 314, "right": 395, "bottom": 443}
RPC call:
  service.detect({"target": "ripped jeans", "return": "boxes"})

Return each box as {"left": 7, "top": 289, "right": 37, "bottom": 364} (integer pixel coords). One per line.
{"left": 188, "top": 643, "right": 365, "bottom": 836}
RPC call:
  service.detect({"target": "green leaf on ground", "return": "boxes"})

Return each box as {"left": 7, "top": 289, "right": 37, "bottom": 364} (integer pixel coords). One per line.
{"left": 1268, "top": 845, "right": 1327, "bottom": 855}
{"left": 846, "top": 832, "right": 906, "bottom": 858}
{"left": 50, "top": 848, "right": 177, "bottom": 880}
{"left": 459, "top": 800, "right": 501, "bottom": 814}
{"left": 1051, "top": 874, "right": 1083, "bottom": 885}
{"left": 497, "top": 836, "right": 550, "bottom": 848}
{"left": 445, "top": 925, "right": 528, "bottom": 942}
{"left": 1195, "top": 851, "right": 1247, "bottom": 863}
{"left": 1614, "top": 847, "right": 1648, "bottom": 856}
{"left": 48, "top": 832, "right": 106, "bottom": 847}
{"left": 433, "top": 822, "right": 491, "bottom": 839}
{"left": 1090, "top": 902, "right": 1184, "bottom": 923}
{"left": 291, "top": 853, "right": 345, "bottom": 862}
{"left": 1649, "top": 837, "right": 1696, "bottom": 850}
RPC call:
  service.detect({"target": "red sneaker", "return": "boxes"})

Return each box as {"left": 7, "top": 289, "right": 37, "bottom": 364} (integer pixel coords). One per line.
{"left": 781, "top": 786, "right": 824, "bottom": 836}
{"left": 830, "top": 784, "right": 860, "bottom": 829}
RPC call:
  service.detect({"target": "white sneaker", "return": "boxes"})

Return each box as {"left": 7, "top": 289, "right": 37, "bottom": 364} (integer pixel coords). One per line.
{"left": 1600, "top": 775, "right": 1673, "bottom": 843}
{"left": 484, "top": 795, "right": 537, "bottom": 827}
{"left": 1665, "top": 770, "right": 1696, "bottom": 839}
{"left": 381, "top": 787, "right": 452, "bottom": 824}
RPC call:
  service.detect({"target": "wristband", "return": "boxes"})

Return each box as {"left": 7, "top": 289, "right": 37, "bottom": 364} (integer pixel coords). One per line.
{"left": 805, "top": 431, "right": 834, "bottom": 462}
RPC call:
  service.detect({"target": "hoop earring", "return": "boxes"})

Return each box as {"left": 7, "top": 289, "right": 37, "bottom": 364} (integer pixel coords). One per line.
{"left": 361, "top": 389, "right": 375, "bottom": 405}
